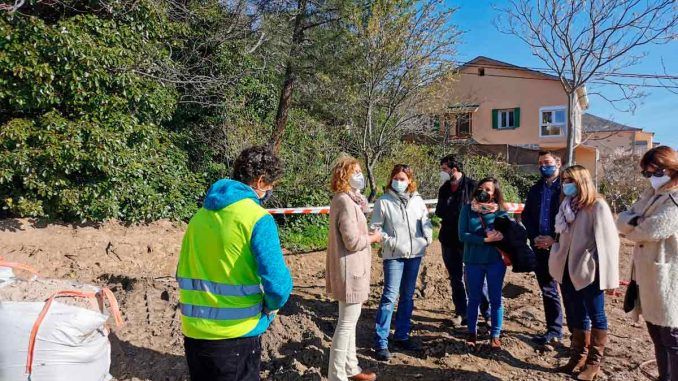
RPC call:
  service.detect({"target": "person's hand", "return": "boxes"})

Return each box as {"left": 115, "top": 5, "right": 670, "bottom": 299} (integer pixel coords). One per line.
{"left": 535, "top": 235, "right": 555, "bottom": 249}
{"left": 369, "top": 232, "right": 383, "bottom": 244}
{"left": 484, "top": 230, "right": 503, "bottom": 243}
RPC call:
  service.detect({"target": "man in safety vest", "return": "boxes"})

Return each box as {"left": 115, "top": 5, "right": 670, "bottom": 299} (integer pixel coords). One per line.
{"left": 177, "top": 146, "right": 293, "bottom": 381}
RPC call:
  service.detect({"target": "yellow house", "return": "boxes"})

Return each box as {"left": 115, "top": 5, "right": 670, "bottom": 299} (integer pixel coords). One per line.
{"left": 582, "top": 113, "right": 654, "bottom": 157}
{"left": 438, "top": 56, "right": 598, "bottom": 174}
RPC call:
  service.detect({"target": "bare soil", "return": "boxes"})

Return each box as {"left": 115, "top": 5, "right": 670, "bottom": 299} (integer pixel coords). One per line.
{"left": 0, "top": 218, "right": 658, "bottom": 381}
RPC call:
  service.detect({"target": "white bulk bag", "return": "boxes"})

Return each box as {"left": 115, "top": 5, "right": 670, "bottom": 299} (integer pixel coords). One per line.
{"left": 0, "top": 301, "right": 112, "bottom": 381}
{"left": 0, "top": 259, "right": 122, "bottom": 381}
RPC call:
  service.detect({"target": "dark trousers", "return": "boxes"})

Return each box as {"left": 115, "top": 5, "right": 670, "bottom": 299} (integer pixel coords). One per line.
{"left": 442, "top": 244, "right": 489, "bottom": 318}
{"left": 647, "top": 322, "right": 678, "bottom": 381}
{"left": 534, "top": 248, "right": 564, "bottom": 336}
{"left": 560, "top": 271, "right": 607, "bottom": 331}
{"left": 184, "top": 335, "right": 261, "bottom": 381}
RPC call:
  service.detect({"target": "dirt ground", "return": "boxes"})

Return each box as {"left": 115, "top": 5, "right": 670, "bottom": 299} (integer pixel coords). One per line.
{"left": 0, "top": 218, "right": 658, "bottom": 381}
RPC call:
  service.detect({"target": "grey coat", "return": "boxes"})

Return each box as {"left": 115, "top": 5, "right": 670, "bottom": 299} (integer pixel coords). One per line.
{"left": 370, "top": 190, "right": 433, "bottom": 260}
{"left": 549, "top": 198, "right": 620, "bottom": 291}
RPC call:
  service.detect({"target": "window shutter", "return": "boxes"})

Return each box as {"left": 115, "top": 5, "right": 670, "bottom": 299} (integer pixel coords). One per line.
{"left": 492, "top": 109, "right": 498, "bottom": 129}
{"left": 513, "top": 107, "right": 520, "bottom": 128}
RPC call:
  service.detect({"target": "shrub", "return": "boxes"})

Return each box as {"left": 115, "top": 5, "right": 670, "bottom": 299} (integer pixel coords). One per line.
{"left": 599, "top": 151, "right": 647, "bottom": 213}
{"left": 0, "top": 7, "right": 205, "bottom": 222}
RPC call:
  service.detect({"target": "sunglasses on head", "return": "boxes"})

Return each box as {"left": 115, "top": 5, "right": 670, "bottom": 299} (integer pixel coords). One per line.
{"left": 641, "top": 168, "right": 667, "bottom": 178}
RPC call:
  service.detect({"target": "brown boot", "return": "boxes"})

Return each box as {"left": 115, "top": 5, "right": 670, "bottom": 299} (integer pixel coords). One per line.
{"left": 349, "top": 371, "right": 377, "bottom": 381}
{"left": 577, "top": 328, "right": 608, "bottom": 381}
{"left": 556, "top": 329, "right": 590, "bottom": 374}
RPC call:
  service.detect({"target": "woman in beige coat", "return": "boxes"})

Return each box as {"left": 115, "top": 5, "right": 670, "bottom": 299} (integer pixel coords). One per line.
{"left": 549, "top": 165, "right": 619, "bottom": 381}
{"left": 326, "top": 156, "right": 382, "bottom": 381}
{"left": 617, "top": 146, "right": 678, "bottom": 381}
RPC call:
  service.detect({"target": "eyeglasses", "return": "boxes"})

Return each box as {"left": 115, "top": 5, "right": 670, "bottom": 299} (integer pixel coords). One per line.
{"left": 641, "top": 168, "right": 667, "bottom": 178}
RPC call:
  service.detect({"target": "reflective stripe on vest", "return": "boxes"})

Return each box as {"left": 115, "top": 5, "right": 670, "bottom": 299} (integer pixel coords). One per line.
{"left": 177, "top": 277, "right": 262, "bottom": 297}
{"left": 180, "top": 302, "right": 263, "bottom": 320}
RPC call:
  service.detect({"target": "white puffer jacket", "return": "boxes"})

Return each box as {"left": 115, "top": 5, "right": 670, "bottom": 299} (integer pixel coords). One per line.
{"left": 617, "top": 185, "right": 678, "bottom": 328}
{"left": 370, "top": 190, "right": 433, "bottom": 260}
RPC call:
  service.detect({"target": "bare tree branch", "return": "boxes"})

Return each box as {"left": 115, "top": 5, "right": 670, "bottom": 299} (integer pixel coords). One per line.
{"left": 497, "top": 0, "right": 678, "bottom": 166}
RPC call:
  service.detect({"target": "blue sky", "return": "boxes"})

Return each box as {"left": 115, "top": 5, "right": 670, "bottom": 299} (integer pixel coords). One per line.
{"left": 449, "top": 0, "right": 678, "bottom": 148}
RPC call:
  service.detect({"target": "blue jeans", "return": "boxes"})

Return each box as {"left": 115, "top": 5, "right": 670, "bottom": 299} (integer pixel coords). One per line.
{"left": 560, "top": 270, "right": 606, "bottom": 330}
{"left": 465, "top": 259, "right": 506, "bottom": 338}
{"left": 441, "top": 244, "right": 489, "bottom": 319}
{"left": 374, "top": 257, "right": 422, "bottom": 350}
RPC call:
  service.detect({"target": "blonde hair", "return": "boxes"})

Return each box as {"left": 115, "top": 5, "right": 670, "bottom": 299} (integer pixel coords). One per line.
{"left": 330, "top": 156, "right": 360, "bottom": 193}
{"left": 562, "top": 165, "right": 599, "bottom": 208}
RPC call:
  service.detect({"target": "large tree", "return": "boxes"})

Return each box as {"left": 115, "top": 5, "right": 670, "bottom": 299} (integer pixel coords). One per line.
{"left": 262, "top": 0, "right": 349, "bottom": 152}
{"left": 498, "top": 0, "right": 677, "bottom": 166}
{"left": 336, "top": 0, "right": 459, "bottom": 200}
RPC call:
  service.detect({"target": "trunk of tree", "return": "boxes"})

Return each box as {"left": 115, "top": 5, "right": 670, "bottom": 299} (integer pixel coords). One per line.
{"left": 364, "top": 153, "right": 377, "bottom": 202}
{"left": 565, "top": 91, "right": 577, "bottom": 167}
{"left": 270, "top": 0, "right": 307, "bottom": 153}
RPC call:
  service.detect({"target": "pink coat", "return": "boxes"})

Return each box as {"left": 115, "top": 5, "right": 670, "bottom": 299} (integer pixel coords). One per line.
{"left": 326, "top": 193, "right": 372, "bottom": 304}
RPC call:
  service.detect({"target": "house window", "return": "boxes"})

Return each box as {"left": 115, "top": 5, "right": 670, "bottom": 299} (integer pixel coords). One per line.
{"left": 498, "top": 109, "right": 516, "bottom": 129}
{"left": 440, "top": 112, "right": 472, "bottom": 137}
{"left": 455, "top": 112, "right": 472, "bottom": 136}
{"left": 478, "top": 67, "right": 485, "bottom": 76}
{"left": 540, "top": 107, "right": 566, "bottom": 137}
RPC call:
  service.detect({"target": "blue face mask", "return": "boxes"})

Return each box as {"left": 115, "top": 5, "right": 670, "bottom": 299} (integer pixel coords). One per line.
{"left": 563, "top": 183, "right": 578, "bottom": 197}
{"left": 540, "top": 165, "right": 557, "bottom": 178}
{"left": 391, "top": 179, "right": 409, "bottom": 193}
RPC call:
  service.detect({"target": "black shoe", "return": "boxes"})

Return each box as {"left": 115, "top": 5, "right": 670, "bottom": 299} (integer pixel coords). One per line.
{"left": 532, "top": 332, "right": 562, "bottom": 345}
{"left": 393, "top": 339, "right": 421, "bottom": 352}
{"left": 374, "top": 348, "right": 391, "bottom": 361}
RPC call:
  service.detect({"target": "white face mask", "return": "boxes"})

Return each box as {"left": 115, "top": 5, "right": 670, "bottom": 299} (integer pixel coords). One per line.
{"left": 391, "top": 179, "right": 409, "bottom": 193}
{"left": 650, "top": 175, "right": 671, "bottom": 190}
{"left": 349, "top": 173, "right": 365, "bottom": 191}
{"left": 440, "top": 171, "right": 451, "bottom": 183}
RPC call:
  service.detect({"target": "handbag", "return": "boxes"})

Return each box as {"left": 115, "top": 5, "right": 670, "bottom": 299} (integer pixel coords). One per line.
{"left": 478, "top": 213, "right": 512, "bottom": 266}
{"left": 623, "top": 266, "right": 638, "bottom": 313}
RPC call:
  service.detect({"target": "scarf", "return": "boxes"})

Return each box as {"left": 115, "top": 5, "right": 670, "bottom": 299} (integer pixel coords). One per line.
{"left": 555, "top": 196, "right": 580, "bottom": 234}
{"left": 396, "top": 191, "right": 411, "bottom": 206}
{"left": 347, "top": 189, "right": 369, "bottom": 213}
{"left": 471, "top": 200, "right": 499, "bottom": 214}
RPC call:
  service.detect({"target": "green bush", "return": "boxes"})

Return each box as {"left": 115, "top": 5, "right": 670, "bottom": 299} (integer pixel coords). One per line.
{"left": 0, "top": 6, "right": 205, "bottom": 222}
{"left": 278, "top": 216, "right": 329, "bottom": 253}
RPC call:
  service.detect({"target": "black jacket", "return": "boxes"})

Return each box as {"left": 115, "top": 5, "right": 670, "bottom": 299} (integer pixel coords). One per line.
{"left": 435, "top": 175, "right": 476, "bottom": 246}
{"left": 492, "top": 215, "right": 536, "bottom": 273}
{"left": 522, "top": 178, "right": 562, "bottom": 244}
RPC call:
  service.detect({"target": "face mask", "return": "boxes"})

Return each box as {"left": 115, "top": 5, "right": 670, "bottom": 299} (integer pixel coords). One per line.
{"left": 349, "top": 173, "right": 365, "bottom": 191}
{"left": 540, "top": 165, "right": 557, "bottom": 178}
{"left": 391, "top": 179, "right": 408, "bottom": 193}
{"left": 440, "top": 171, "right": 451, "bottom": 183}
{"left": 259, "top": 189, "right": 273, "bottom": 204}
{"left": 475, "top": 190, "right": 492, "bottom": 203}
{"left": 563, "top": 183, "right": 578, "bottom": 197}
{"left": 650, "top": 175, "right": 671, "bottom": 190}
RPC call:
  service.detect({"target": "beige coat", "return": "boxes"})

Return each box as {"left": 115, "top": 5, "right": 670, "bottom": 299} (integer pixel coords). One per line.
{"left": 549, "top": 198, "right": 620, "bottom": 291}
{"left": 617, "top": 186, "right": 678, "bottom": 327}
{"left": 326, "top": 193, "right": 372, "bottom": 304}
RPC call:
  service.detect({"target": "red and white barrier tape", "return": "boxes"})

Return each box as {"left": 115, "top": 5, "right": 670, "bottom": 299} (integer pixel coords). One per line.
{"left": 268, "top": 199, "right": 525, "bottom": 215}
